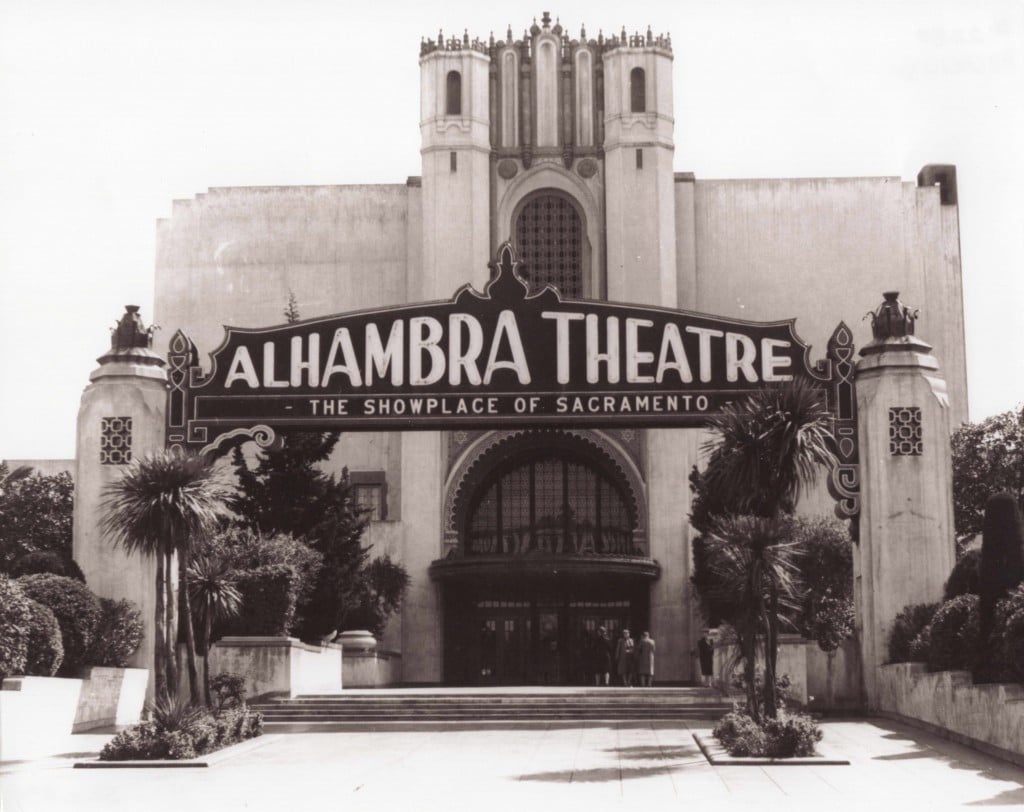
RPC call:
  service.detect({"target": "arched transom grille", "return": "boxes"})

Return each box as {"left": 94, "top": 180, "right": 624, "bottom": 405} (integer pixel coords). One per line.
{"left": 514, "top": 194, "right": 583, "bottom": 298}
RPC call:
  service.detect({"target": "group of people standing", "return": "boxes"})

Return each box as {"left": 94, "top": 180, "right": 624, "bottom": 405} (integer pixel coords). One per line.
{"left": 587, "top": 627, "right": 656, "bottom": 687}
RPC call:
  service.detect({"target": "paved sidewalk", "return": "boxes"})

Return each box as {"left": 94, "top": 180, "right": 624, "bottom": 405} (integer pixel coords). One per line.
{"left": 3, "top": 718, "right": 1024, "bottom": 811}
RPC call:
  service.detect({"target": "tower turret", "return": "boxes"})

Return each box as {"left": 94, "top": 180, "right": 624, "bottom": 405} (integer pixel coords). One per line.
{"left": 419, "top": 30, "right": 492, "bottom": 298}
{"left": 601, "top": 29, "right": 676, "bottom": 307}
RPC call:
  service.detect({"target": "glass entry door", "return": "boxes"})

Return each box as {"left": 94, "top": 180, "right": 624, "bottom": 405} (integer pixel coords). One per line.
{"left": 478, "top": 603, "right": 531, "bottom": 685}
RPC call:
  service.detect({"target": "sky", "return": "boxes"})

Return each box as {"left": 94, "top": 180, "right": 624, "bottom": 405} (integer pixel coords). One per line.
{"left": 1, "top": 0, "right": 1021, "bottom": 460}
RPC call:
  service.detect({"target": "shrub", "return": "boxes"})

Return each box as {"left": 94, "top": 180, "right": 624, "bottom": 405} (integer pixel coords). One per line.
{"left": 16, "top": 573, "right": 102, "bottom": 675}
{"left": 23, "top": 599, "right": 63, "bottom": 676}
{"left": 99, "top": 702, "right": 263, "bottom": 761}
{"left": 150, "top": 694, "right": 205, "bottom": 732}
{"left": 944, "top": 547, "right": 981, "bottom": 600}
{"left": 0, "top": 574, "right": 33, "bottom": 678}
{"left": 993, "top": 585, "right": 1024, "bottom": 681}
{"left": 88, "top": 598, "right": 144, "bottom": 667}
{"left": 10, "top": 551, "right": 85, "bottom": 582}
{"left": 100, "top": 722, "right": 198, "bottom": 761}
{"left": 210, "top": 672, "right": 247, "bottom": 710}
{"left": 218, "top": 563, "right": 298, "bottom": 637}
{"left": 927, "top": 594, "right": 980, "bottom": 672}
{"left": 908, "top": 625, "right": 932, "bottom": 663}
{"left": 888, "top": 602, "right": 939, "bottom": 663}
{"left": 763, "top": 711, "right": 823, "bottom": 757}
{"left": 713, "top": 710, "right": 767, "bottom": 756}
{"left": 203, "top": 528, "right": 322, "bottom": 618}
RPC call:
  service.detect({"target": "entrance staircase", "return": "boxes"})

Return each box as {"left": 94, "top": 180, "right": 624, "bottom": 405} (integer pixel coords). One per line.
{"left": 251, "top": 687, "right": 733, "bottom": 731}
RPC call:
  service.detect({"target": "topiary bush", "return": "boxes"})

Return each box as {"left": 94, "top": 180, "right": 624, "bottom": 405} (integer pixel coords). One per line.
{"left": 88, "top": 598, "right": 144, "bottom": 668}
{"left": 0, "top": 574, "right": 33, "bottom": 679}
{"left": 218, "top": 563, "right": 298, "bottom": 637}
{"left": 888, "top": 602, "right": 939, "bottom": 663}
{"left": 17, "top": 573, "right": 102, "bottom": 676}
{"left": 944, "top": 547, "right": 981, "bottom": 600}
{"left": 23, "top": 599, "right": 63, "bottom": 676}
{"left": 977, "top": 494, "right": 1024, "bottom": 682}
{"left": 763, "top": 711, "right": 823, "bottom": 757}
{"left": 10, "top": 551, "right": 86, "bottom": 582}
{"left": 927, "top": 594, "right": 980, "bottom": 672}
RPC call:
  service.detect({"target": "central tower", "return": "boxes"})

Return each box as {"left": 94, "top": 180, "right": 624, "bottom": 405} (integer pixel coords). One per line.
{"left": 419, "top": 13, "right": 677, "bottom": 309}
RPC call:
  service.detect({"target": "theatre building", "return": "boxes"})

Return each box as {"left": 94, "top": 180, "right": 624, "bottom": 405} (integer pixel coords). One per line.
{"left": 84, "top": 14, "right": 966, "bottom": 686}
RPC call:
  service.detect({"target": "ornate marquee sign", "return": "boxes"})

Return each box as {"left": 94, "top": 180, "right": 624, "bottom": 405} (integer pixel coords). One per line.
{"left": 166, "top": 243, "right": 859, "bottom": 521}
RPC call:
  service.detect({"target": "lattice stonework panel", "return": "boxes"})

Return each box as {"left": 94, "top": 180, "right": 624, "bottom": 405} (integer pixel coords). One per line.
{"left": 100, "top": 417, "right": 133, "bottom": 465}
{"left": 889, "top": 407, "right": 923, "bottom": 456}
{"left": 514, "top": 195, "right": 583, "bottom": 298}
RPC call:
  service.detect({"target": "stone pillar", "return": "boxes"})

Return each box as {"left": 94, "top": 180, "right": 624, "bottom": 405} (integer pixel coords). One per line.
{"left": 855, "top": 292, "right": 956, "bottom": 708}
{"left": 73, "top": 306, "right": 167, "bottom": 698}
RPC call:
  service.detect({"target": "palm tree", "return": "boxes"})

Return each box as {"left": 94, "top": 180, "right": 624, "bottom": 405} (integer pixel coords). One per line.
{"left": 704, "top": 515, "right": 804, "bottom": 721}
{"left": 101, "top": 450, "right": 229, "bottom": 701}
{"left": 702, "top": 377, "right": 836, "bottom": 519}
{"left": 188, "top": 553, "right": 242, "bottom": 706}
{"left": 701, "top": 378, "right": 836, "bottom": 717}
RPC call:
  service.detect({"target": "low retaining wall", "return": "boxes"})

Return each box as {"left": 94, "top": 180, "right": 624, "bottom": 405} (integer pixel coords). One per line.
{"left": 73, "top": 667, "right": 148, "bottom": 732}
{"left": 343, "top": 649, "right": 402, "bottom": 687}
{"left": 209, "top": 636, "right": 343, "bottom": 699}
{"left": 1, "top": 676, "right": 82, "bottom": 761}
{"left": 877, "top": 663, "right": 1024, "bottom": 766}
{"left": 712, "top": 634, "right": 861, "bottom": 710}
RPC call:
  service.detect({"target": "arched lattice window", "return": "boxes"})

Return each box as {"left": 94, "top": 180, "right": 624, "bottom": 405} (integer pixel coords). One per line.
{"left": 466, "top": 452, "right": 636, "bottom": 557}
{"left": 446, "top": 71, "right": 462, "bottom": 115}
{"left": 514, "top": 193, "right": 584, "bottom": 298}
{"left": 630, "top": 68, "right": 646, "bottom": 113}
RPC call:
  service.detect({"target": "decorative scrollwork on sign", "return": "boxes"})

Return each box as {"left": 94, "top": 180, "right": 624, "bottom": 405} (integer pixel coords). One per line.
{"left": 198, "top": 425, "right": 279, "bottom": 458}
{"left": 812, "top": 322, "right": 861, "bottom": 532}
{"left": 166, "top": 330, "right": 198, "bottom": 454}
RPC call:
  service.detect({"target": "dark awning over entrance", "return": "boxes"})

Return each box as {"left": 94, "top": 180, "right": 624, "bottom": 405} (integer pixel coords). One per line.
{"left": 429, "top": 554, "right": 660, "bottom": 583}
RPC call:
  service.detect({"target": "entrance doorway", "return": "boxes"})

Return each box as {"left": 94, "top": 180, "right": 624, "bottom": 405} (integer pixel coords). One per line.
{"left": 443, "top": 581, "right": 648, "bottom": 685}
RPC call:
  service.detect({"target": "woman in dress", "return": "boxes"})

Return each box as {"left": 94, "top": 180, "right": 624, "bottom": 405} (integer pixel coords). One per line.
{"left": 635, "top": 631, "right": 656, "bottom": 687}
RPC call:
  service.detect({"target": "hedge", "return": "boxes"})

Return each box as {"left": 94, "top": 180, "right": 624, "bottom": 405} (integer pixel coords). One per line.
{"left": 88, "top": 598, "right": 144, "bottom": 668}
{"left": 218, "top": 563, "right": 298, "bottom": 637}
{"left": 927, "top": 594, "right": 980, "bottom": 672}
{"left": 0, "top": 574, "right": 33, "bottom": 678}
{"left": 17, "top": 573, "right": 102, "bottom": 676}
{"left": 23, "top": 599, "right": 63, "bottom": 676}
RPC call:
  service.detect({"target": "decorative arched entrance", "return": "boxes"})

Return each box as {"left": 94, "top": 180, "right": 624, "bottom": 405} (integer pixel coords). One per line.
{"left": 431, "top": 430, "right": 659, "bottom": 685}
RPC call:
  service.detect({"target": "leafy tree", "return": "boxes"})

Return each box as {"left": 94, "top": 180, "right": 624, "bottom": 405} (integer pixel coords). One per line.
{"left": 952, "top": 406, "right": 1024, "bottom": 553}
{"left": 231, "top": 432, "right": 408, "bottom": 643}
{"left": 102, "top": 451, "right": 230, "bottom": 701}
{"left": 697, "top": 379, "right": 836, "bottom": 718}
{"left": 788, "top": 516, "right": 854, "bottom": 649}
{"left": 0, "top": 463, "right": 74, "bottom": 572}
{"left": 230, "top": 432, "right": 342, "bottom": 538}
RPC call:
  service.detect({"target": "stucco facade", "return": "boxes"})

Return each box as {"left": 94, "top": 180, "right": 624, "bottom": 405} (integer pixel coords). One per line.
{"left": 146, "top": 16, "right": 966, "bottom": 685}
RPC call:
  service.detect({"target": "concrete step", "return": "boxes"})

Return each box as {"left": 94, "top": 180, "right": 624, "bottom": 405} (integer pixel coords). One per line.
{"left": 251, "top": 688, "right": 732, "bottom": 726}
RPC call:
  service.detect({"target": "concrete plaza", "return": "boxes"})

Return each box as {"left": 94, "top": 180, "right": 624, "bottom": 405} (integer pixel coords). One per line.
{"left": 3, "top": 717, "right": 1024, "bottom": 811}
